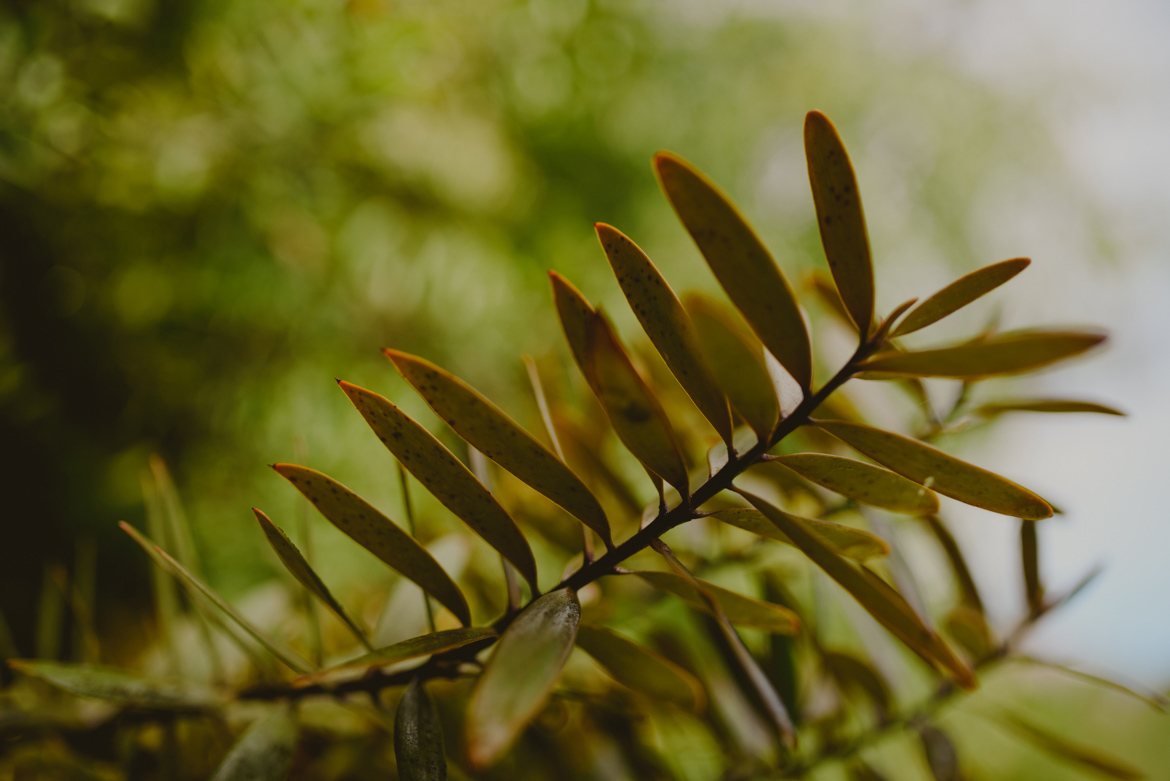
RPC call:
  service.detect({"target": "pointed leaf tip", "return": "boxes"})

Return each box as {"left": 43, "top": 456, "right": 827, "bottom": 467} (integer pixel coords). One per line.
{"left": 893, "top": 257, "right": 1031, "bottom": 337}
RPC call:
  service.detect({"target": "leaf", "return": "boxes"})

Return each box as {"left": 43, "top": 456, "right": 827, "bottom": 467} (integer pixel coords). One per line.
{"left": 771, "top": 453, "right": 939, "bottom": 515}
{"left": 816, "top": 420, "right": 1053, "bottom": 520}
{"left": 549, "top": 271, "right": 596, "bottom": 378}
{"left": 821, "top": 650, "right": 891, "bottom": 720}
{"left": 991, "top": 710, "right": 1143, "bottom": 779}
{"left": 917, "top": 724, "right": 961, "bottom": 781}
{"left": 1021, "top": 519, "right": 1044, "bottom": 616}
{"left": 272, "top": 464, "right": 472, "bottom": 626}
{"left": 575, "top": 624, "right": 704, "bottom": 711}
{"left": 892, "top": 258, "right": 1031, "bottom": 337}
{"left": 654, "top": 152, "right": 812, "bottom": 389}
{"left": 739, "top": 492, "right": 974, "bottom": 688}
{"left": 396, "top": 678, "right": 447, "bottom": 781}
{"left": 921, "top": 515, "right": 984, "bottom": 613}
{"left": 7, "top": 660, "right": 219, "bottom": 711}
{"left": 384, "top": 350, "right": 612, "bottom": 549}
{"left": 336, "top": 382, "right": 538, "bottom": 592}
{"left": 253, "top": 509, "right": 372, "bottom": 651}
{"left": 465, "top": 588, "right": 581, "bottom": 769}
{"left": 293, "top": 627, "right": 496, "bottom": 687}
{"left": 709, "top": 508, "right": 889, "bottom": 561}
{"left": 633, "top": 571, "right": 799, "bottom": 634}
{"left": 211, "top": 708, "right": 299, "bottom": 781}
{"left": 974, "top": 399, "right": 1125, "bottom": 418}
{"left": 944, "top": 605, "right": 993, "bottom": 661}
{"left": 804, "top": 111, "right": 874, "bottom": 335}
{"left": 586, "top": 312, "right": 689, "bottom": 494}
{"left": 685, "top": 293, "right": 779, "bottom": 440}
{"left": 858, "top": 330, "right": 1106, "bottom": 379}
{"left": 597, "top": 223, "right": 734, "bottom": 446}
{"left": 1009, "top": 657, "right": 1168, "bottom": 712}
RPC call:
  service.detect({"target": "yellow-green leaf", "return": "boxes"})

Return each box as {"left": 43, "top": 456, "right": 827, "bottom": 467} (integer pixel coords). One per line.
{"left": 253, "top": 508, "right": 371, "bottom": 651}
{"left": 293, "top": 627, "right": 496, "bottom": 688}
{"left": 7, "top": 660, "right": 220, "bottom": 711}
{"left": 273, "top": 464, "right": 472, "bottom": 626}
{"left": 859, "top": 330, "right": 1106, "bottom": 379}
{"left": 917, "top": 723, "right": 961, "bottom": 781}
{"left": 821, "top": 650, "right": 891, "bottom": 719}
{"left": 384, "top": 350, "right": 612, "bottom": 549}
{"left": 815, "top": 420, "right": 1053, "bottom": 519}
{"left": 586, "top": 312, "right": 689, "bottom": 494}
{"left": 709, "top": 508, "right": 889, "bottom": 561}
{"left": 805, "top": 111, "right": 874, "bottom": 335}
{"left": 944, "top": 605, "right": 993, "bottom": 661}
{"left": 771, "top": 453, "right": 939, "bottom": 515}
{"left": 974, "top": 399, "right": 1125, "bottom": 418}
{"left": 654, "top": 152, "right": 812, "bottom": 389}
{"left": 633, "top": 571, "right": 799, "bottom": 634}
{"left": 576, "top": 624, "right": 704, "bottom": 711}
{"left": 991, "top": 710, "right": 1143, "bottom": 779}
{"left": 466, "top": 588, "right": 580, "bottom": 769}
{"left": 337, "top": 382, "right": 538, "bottom": 592}
{"left": 740, "top": 491, "right": 974, "bottom": 688}
{"left": 892, "top": 258, "right": 1031, "bottom": 337}
{"left": 549, "top": 271, "right": 596, "bottom": 378}
{"left": 211, "top": 708, "right": 299, "bottom": 781}
{"left": 685, "top": 293, "right": 779, "bottom": 440}
{"left": 396, "top": 678, "right": 447, "bottom": 781}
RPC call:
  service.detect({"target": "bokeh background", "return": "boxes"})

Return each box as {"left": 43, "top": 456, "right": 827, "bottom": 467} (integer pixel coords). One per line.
{"left": 2, "top": 0, "right": 1168, "bottom": 774}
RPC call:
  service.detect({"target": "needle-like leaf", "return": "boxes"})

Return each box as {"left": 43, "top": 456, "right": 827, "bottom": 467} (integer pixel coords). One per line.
{"left": 974, "top": 399, "right": 1125, "bottom": 418}
{"left": 892, "top": 258, "right": 1031, "bottom": 337}
{"left": 771, "top": 453, "right": 939, "bottom": 515}
{"left": 294, "top": 627, "right": 496, "bottom": 688}
{"left": 576, "top": 624, "right": 705, "bottom": 711}
{"left": 709, "top": 508, "right": 889, "bottom": 561}
{"left": 859, "top": 330, "right": 1106, "bottom": 379}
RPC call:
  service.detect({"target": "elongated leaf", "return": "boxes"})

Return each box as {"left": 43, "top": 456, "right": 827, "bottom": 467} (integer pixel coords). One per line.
{"left": 892, "top": 258, "right": 1031, "bottom": 337}
{"left": 550, "top": 271, "right": 596, "bottom": 378}
{"left": 992, "top": 710, "right": 1143, "bottom": 779}
{"left": 685, "top": 293, "right": 779, "bottom": 439}
{"left": 211, "top": 708, "right": 299, "bottom": 781}
{"left": 7, "top": 660, "right": 219, "bottom": 711}
{"left": 944, "top": 605, "right": 993, "bottom": 661}
{"left": 273, "top": 464, "right": 472, "bottom": 626}
{"left": 396, "top": 678, "right": 447, "bottom": 781}
{"left": 816, "top": 420, "right": 1052, "bottom": 519}
{"left": 294, "top": 627, "right": 496, "bottom": 687}
{"left": 1021, "top": 519, "right": 1044, "bottom": 616}
{"left": 1010, "top": 657, "right": 1168, "bottom": 712}
{"left": 859, "top": 330, "right": 1106, "bottom": 379}
{"left": 975, "top": 399, "right": 1125, "bottom": 418}
{"left": 917, "top": 724, "right": 961, "bottom": 781}
{"left": 740, "top": 492, "right": 974, "bottom": 688}
{"left": 709, "top": 508, "right": 889, "bottom": 561}
{"left": 576, "top": 624, "right": 704, "bottom": 711}
{"left": 805, "top": 111, "right": 874, "bottom": 334}
{"left": 654, "top": 152, "right": 812, "bottom": 389}
{"left": 597, "top": 223, "right": 733, "bottom": 446}
{"left": 466, "top": 588, "right": 580, "bottom": 769}
{"left": 921, "top": 515, "right": 984, "bottom": 613}
{"left": 633, "top": 571, "right": 799, "bottom": 634}
{"left": 254, "top": 509, "right": 371, "bottom": 651}
{"left": 586, "top": 312, "right": 689, "bottom": 494}
{"left": 385, "top": 350, "right": 612, "bottom": 549}
{"left": 821, "top": 650, "right": 891, "bottom": 720}
{"left": 850, "top": 761, "right": 891, "bottom": 781}
{"left": 772, "top": 453, "right": 939, "bottom": 515}
{"left": 337, "top": 382, "right": 538, "bottom": 592}
{"left": 804, "top": 268, "right": 856, "bottom": 331}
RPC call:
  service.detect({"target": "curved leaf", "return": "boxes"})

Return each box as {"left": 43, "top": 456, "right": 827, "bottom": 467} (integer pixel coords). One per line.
{"left": 466, "top": 588, "right": 580, "bottom": 769}
{"left": 273, "top": 464, "right": 472, "bottom": 626}
{"left": 633, "top": 571, "right": 799, "bottom": 634}
{"left": 685, "top": 293, "right": 779, "bottom": 439}
{"left": 337, "top": 382, "right": 538, "bottom": 592}
{"left": 384, "top": 350, "right": 612, "bottom": 549}
{"left": 709, "top": 508, "right": 889, "bottom": 561}
{"left": 805, "top": 110, "right": 874, "bottom": 335}
{"left": 576, "top": 624, "right": 704, "bottom": 711}
{"left": 892, "top": 258, "right": 1030, "bottom": 337}
{"left": 815, "top": 420, "right": 1053, "bottom": 519}
{"left": 917, "top": 724, "right": 961, "bottom": 781}
{"left": 944, "top": 605, "right": 993, "bottom": 661}
{"left": 991, "top": 710, "right": 1142, "bottom": 779}
{"left": 396, "top": 678, "right": 447, "bottom": 781}
{"left": 293, "top": 627, "right": 496, "bottom": 687}
{"left": 7, "top": 660, "right": 219, "bottom": 711}
{"left": 549, "top": 271, "right": 596, "bottom": 378}
{"left": 771, "top": 453, "right": 939, "bottom": 515}
{"left": 859, "top": 330, "right": 1106, "bottom": 379}
{"left": 211, "top": 708, "right": 299, "bottom": 781}
{"left": 654, "top": 152, "right": 812, "bottom": 389}
{"left": 821, "top": 650, "right": 891, "bottom": 719}
{"left": 974, "top": 399, "right": 1125, "bottom": 418}
{"left": 921, "top": 515, "right": 984, "bottom": 613}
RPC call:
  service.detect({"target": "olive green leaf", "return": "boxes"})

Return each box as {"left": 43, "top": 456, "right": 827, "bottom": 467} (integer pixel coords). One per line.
{"left": 337, "top": 382, "right": 538, "bottom": 593}
{"left": 586, "top": 312, "right": 689, "bottom": 495}
{"left": 654, "top": 151, "right": 812, "bottom": 389}
{"left": 1021, "top": 519, "right": 1044, "bottom": 616}
{"left": 272, "top": 464, "right": 472, "bottom": 626}
{"left": 7, "top": 660, "right": 220, "bottom": 711}
{"left": 917, "top": 723, "right": 961, "bottom": 781}
{"left": 739, "top": 491, "right": 974, "bottom": 688}
{"left": 944, "top": 605, "right": 993, "bottom": 661}
{"left": 921, "top": 515, "right": 984, "bottom": 613}
{"left": 987, "top": 710, "right": 1143, "bottom": 779}
{"left": 859, "top": 330, "right": 1106, "bottom": 378}
{"left": 974, "top": 399, "right": 1125, "bottom": 418}
{"left": 771, "top": 453, "right": 940, "bottom": 515}
{"left": 466, "top": 588, "right": 580, "bottom": 769}
{"left": 892, "top": 258, "right": 1031, "bottom": 337}
{"left": 253, "top": 508, "right": 372, "bottom": 651}
{"left": 709, "top": 508, "right": 889, "bottom": 561}
{"left": 396, "top": 678, "right": 447, "bottom": 781}
{"left": 549, "top": 271, "right": 596, "bottom": 379}
{"left": 821, "top": 650, "right": 891, "bottom": 720}
{"left": 384, "top": 350, "right": 612, "bottom": 549}
{"left": 575, "top": 624, "right": 705, "bottom": 711}
{"left": 685, "top": 293, "right": 780, "bottom": 440}
{"left": 597, "top": 223, "right": 734, "bottom": 447}
{"left": 633, "top": 571, "right": 799, "bottom": 634}
{"left": 1009, "top": 657, "right": 1168, "bottom": 712}
{"left": 815, "top": 420, "right": 1053, "bottom": 519}
{"left": 804, "top": 268, "right": 857, "bottom": 331}
{"left": 805, "top": 110, "right": 874, "bottom": 335}
{"left": 211, "top": 708, "right": 299, "bottom": 781}
{"left": 292, "top": 627, "right": 497, "bottom": 688}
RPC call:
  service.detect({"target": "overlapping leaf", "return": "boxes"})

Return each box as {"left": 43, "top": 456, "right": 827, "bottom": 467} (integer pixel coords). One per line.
{"left": 815, "top": 420, "right": 1053, "bottom": 519}
{"left": 892, "top": 258, "right": 1031, "bottom": 337}
{"left": 337, "top": 382, "right": 538, "bottom": 591}
{"left": 633, "top": 571, "right": 799, "bottom": 634}
{"left": 549, "top": 271, "right": 596, "bottom": 376}
{"left": 654, "top": 152, "right": 812, "bottom": 389}
{"left": 396, "top": 678, "right": 447, "bottom": 781}
{"left": 859, "top": 330, "right": 1106, "bottom": 378}
{"left": 211, "top": 708, "right": 299, "bottom": 781}
{"left": 989, "top": 710, "right": 1143, "bottom": 779}
{"left": 293, "top": 627, "right": 496, "bottom": 687}
{"left": 709, "top": 508, "right": 889, "bottom": 561}
{"left": 273, "top": 464, "right": 472, "bottom": 626}
{"left": 771, "top": 453, "right": 939, "bottom": 515}
{"left": 974, "top": 399, "right": 1125, "bottom": 418}
{"left": 576, "top": 624, "right": 704, "bottom": 711}
{"left": 821, "top": 650, "right": 891, "bottom": 720}
{"left": 7, "top": 660, "right": 220, "bottom": 711}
